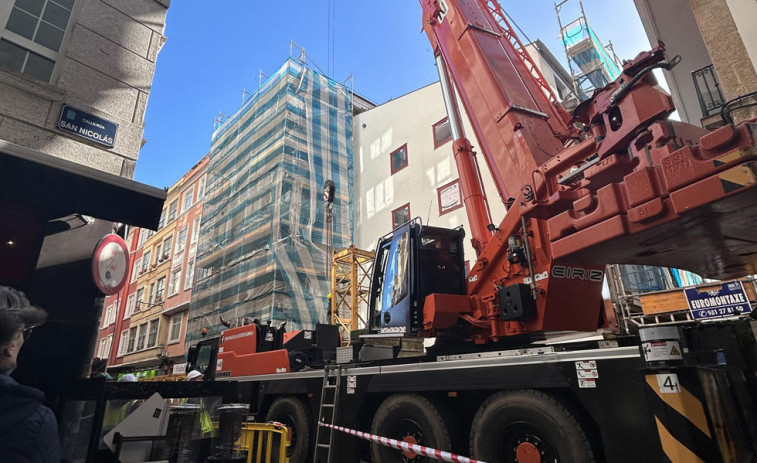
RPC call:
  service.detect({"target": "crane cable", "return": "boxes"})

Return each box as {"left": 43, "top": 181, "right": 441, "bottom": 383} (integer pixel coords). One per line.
{"left": 327, "top": 0, "right": 336, "bottom": 76}
{"left": 498, "top": 5, "right": 582, "bottom": 102}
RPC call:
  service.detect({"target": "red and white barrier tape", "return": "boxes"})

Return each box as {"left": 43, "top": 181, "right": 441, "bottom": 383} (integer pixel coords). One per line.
{"left": 318, "top": 421, "right": 487, "bottom": 463}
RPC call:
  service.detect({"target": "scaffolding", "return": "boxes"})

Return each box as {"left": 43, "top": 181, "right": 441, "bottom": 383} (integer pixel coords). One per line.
{"left": 556, "top": 0, "right": 621, "bottom": 99}
{"left": 606, "top": 264, "right": 712, "bottom": 332}
{"left": 186, "top": 58, "right": 354, "bottom": 345}
{"left": 330, "top": 246, "right": 374, "bottom": 340}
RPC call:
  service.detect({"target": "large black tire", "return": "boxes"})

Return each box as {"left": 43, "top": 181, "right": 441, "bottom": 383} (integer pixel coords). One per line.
{"left": 470, "top": 389, "right": 596, "bottom": 463}
{"left": 266, "top": 396, "right": 312, "bottom": 463}
{"left": 370, "top": 394, "right": 452, "bottom": 463}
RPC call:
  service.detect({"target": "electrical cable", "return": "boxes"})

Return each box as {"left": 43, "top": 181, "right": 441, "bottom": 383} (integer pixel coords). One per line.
{"left": 720, "top": 91, "right": 757, "bottom": 125}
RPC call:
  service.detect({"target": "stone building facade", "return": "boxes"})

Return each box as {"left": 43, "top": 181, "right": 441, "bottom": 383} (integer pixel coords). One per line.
{"left": 0, "top": 0, "right": 169, "bottom": 386}
{"left": 634, "top": 0, "right": 757, "bottom": 126}
{"left": 0, "top": 0, "right": 170, "bottom": 176}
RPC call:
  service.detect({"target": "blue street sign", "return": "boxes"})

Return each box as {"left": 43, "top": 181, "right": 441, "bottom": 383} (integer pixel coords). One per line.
{"left": 685, "top": 281, "right": 752, "bottom": 320}
{"left": 57, "top": 104, "right": 118, "bottom": 148}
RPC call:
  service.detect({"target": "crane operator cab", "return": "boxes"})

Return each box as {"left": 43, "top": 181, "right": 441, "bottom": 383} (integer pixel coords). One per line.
{"left": 369, "top": 218, "right": 467, "bottom": 336}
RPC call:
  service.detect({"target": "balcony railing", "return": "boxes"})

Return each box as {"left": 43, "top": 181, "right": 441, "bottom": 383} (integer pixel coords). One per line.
{"left": 692, "top": 64, "right": 725, "bottom": 117}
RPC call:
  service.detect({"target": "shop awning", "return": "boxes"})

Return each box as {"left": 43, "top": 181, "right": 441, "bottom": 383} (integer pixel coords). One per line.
{"left": 0, "top": 140, "right": 165, "bottom": 229}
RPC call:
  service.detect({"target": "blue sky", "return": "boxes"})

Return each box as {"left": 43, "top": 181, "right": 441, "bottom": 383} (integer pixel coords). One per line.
{"left": 134, "top": 0, "right": 650, "bottom": 188}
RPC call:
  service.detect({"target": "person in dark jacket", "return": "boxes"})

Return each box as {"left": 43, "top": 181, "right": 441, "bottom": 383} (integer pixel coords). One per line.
{"left": 0, "top": 285, "right": 59, "bottom": 462}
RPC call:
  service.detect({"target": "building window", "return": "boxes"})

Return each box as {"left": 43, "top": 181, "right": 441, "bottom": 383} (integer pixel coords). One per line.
{"left": 437, "top": 179, "right": 463, "bottom": 215}
{"left": 168, "top": 268, "right": 181, "bottom": 296}
{"left": 127, "top": 326, "right": 137, "bottom": 352}
{"left": 148, "top": 282, "right": 155, "bottom": 304}
{"left": 390, "top": 144, "right": 408, "bottom": 174}
{"left": 161, "top": 236, "right": 172, "bottom": 261}
{"left": 433, "top": 118, "right": 452, "bottom": 148}
{"left": 184, "top": 260, "right": 194, "bottom": 290}
{"left": 136, "top": 322, "right": 147, "bottom": 350}
{"left": 692, "top": 64, "right": 725, "bottom": 117}
{"left": 392, "top": 203, "right": 411, "bottom": 229}
{"left": 167, "top": 200, "right": 178, "bottom": 222}
{"left": 138, "top": 229, "right": 147, "bottom": 246}
{"left": 154, "top": 244, "right": 161, "bottom": 265}
{"left": 0, "top": 0, "right": 76, "bottom": 82}
{"left": 96, "top": 333, "right": 113, "bottom": 359}
{"left": 158, "top": 209, "right": 166, "bottom": 229}
{"left": 117, "top": 329, "right": 128, "bottom": 357}
{"left": 102, "top": 304, "right": 117, "bottom": 328}
{"left": 168, "top": 313, "right": 182, "bottom": 344}
{"left": 132, "top": 258, "right": 141, "bottom": 281}
{"left": 98, "top": 337, "right": 107, "bottom": 358}
{"left": 155, "top": 277, "right": 165, "bottom": 302}
{"left": 125, "top": 294, "right": 135, "bottom": 318}
{"left": 191, "top": 216, "right": 201, "bottom": 244}
{"left": 101, "top": 305, "right": 110, "bottom": 328}
{"left": 197, "top": 176, "right": 206, "bottom": 200}
{"left": 177, "top": 226, "right": 188, "bottom": 252}
{"left": 135, "top": 287, "right": 144, "bottom": 312}
{"left": 182, "top": 186, "right": 194, "bottom": 213}
{"left": 147, "top": 319, "right": 158, "bottom": 348}
{"left": 141, "top": 251, "right": 151, "bottom": 272}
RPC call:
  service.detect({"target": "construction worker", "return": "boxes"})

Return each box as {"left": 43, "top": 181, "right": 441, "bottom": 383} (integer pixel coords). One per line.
{"left": 184, "top": 370, "right": 214, "bottom": 436}
{"left": 186, "top": 369, "right": 203, "bottom": 381}
{"left": 119, "top": 373, "right": 137, "bottom": 382}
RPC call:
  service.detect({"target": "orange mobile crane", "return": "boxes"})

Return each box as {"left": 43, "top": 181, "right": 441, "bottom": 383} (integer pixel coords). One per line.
{"left": 188, "top": 1, "right": 757, "bottom": 462}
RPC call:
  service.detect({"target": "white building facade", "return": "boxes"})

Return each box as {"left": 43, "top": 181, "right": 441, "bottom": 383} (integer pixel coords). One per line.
{"left": 353, "top": 82, "right": 507, "bottom": 268}
{"left": 353, "top": 45, "right": 572, "bottom": 268}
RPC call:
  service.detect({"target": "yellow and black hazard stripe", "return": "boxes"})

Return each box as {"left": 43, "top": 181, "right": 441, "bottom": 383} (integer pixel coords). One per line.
{"left": 716, "top": 162, "right": 757, "bottom": 194}
{"left": 644, "top": 372, "right": 721, "bottom": 463}
{"left": 711, "top": 144, "right": 757, "bottom": 194}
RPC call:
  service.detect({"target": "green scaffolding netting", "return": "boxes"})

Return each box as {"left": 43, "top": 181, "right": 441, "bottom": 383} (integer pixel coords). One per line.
{"left": 186, "top": 59, "right": 354, "bottom": 346}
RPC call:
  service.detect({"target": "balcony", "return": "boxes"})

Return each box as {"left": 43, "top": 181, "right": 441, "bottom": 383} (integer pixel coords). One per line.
{"left": 692, "top": 64, "right": 725, "bottom": 118}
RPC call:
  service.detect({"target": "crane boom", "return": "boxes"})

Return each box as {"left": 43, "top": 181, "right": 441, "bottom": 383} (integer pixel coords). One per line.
{"left": 411, "top": 0, "right": 757, "bottom": 340}
{"left": 420, "top": 0, "right": 574, "bottom": 209}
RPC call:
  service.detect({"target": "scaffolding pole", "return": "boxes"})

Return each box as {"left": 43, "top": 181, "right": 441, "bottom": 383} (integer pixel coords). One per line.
{"left": 330, "top": 246, "right": 374, "bottom": 340}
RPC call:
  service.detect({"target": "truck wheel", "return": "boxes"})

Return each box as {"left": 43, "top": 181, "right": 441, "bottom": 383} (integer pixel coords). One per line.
{"left": 266, "top": 396, "right": 312, "bottom": 463}
{"left": 470, "top": 390, "right": 596, "bottom": 463}
{"left": 370, "top": 394, "right": 452, "bottom": 463}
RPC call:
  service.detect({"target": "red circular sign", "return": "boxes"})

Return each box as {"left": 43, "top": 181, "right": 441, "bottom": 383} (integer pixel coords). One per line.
{"left": 92, "top": 234, "right": 129, "bottom": 295}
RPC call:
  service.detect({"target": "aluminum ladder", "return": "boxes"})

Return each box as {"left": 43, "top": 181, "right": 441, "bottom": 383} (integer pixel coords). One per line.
{"left": 313, "top": 365, "right": 342, "bottom": 463}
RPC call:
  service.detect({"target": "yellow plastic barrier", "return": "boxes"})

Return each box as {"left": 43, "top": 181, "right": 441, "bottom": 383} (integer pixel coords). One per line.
{"left": 237, "top": 422, "right": 291, "bottom": 463}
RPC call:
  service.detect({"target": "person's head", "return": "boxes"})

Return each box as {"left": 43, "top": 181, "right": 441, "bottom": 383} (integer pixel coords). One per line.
{"left": 186, "top": 370, "right": 203, "bottom": 381}
{"left": 0, "top": 286, "right": 47, "bottom": 375}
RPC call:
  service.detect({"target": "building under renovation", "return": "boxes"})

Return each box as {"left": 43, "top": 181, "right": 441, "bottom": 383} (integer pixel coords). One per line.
{"left": 556, "top": 0, "right": 621, "bottom": 98}
{"left": 186, "top": 59, "right": 354, "bottom": 343}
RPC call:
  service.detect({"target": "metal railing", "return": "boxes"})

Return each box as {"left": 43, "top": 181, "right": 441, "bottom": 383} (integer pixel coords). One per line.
{"left": 692, "top": 64, "right": 725, "bottom": 116}
{"left": 237, "top": 422, "right": 291, "bottom": 463}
